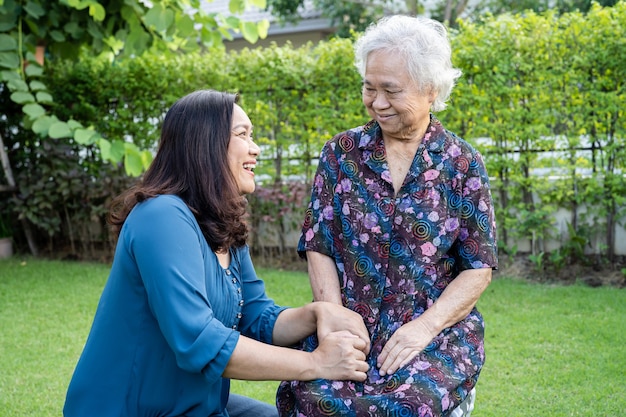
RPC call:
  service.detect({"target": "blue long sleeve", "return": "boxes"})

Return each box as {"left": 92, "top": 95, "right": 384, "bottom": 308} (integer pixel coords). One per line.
{"left": 64, "top": 195, "right": 285, "bottom": 417}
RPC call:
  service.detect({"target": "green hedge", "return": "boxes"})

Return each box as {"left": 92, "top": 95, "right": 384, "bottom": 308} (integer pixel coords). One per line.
{"left": 1, "top": 3, "right": 624, "bottom": 266}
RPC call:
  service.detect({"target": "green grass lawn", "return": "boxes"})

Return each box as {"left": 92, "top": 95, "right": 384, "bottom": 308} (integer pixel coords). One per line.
{"left": 1, "top": 256, "right": 624, "bottom": 416}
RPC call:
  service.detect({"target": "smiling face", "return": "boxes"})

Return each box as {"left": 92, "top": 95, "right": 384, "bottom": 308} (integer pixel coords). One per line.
{"left": 362, "top": 50, "right": 436, "bottom": 143}
{"left": 228, "top": 104, "right": 260, "bottom": 195}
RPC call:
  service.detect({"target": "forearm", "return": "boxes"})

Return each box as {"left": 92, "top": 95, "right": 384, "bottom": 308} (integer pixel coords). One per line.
{"left": 270, "top": 305, "right": 317, "bottom": 346}
{"left": 223, "top": 335, "right": 317, "bottom": 381}
{"left": 224, "top": 331, "right": 369, "bottom": 382}
{"left": 419, "top": 267, "right": 492, "bottom": 335}
{"left": 307, "top": 251, "right": 342, "bottom": 304}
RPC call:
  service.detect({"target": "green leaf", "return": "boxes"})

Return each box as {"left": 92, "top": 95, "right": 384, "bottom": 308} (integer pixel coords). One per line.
{"left": 0, "top": 13, "right": 17, "bottom": 32}
{"left": 248, "top": 0, "right": 267, "bottom": 8}
{"left": 229, "top": 0, "right": 246, "bottom": 14}
{"left": 140, "top": 150, "right": 153, "bottom": 171}
{"left": 125, "top": 25, "right": 151, "bottom": 56}
{"left": 124, "top": 143, "right": 144, "bottom": 177}
{"left": 0, "top": 34, "right": 17, "bottom": 51}
{"left": 108, "top": 140, "right": 126, "bottom": 163}
{"left": 1, "top": 70, "right": 20, "bottom": 82}
{"left": 67, "top": 119, "right": 82, "bottom": 130}
{"left": 103, "top": 36, "right": 125, "bottom": 55}
{"left": 98, "top": 138, "right": 112, "bottom": 161}
{"left": 22, "top": 103, "right": 46, "bottom": 119}
{"left": 225, "top": 16, "right": 239, "bottom": 29}
{"left": 23, "top": 0, "right": 46, "bottom": 18}
{"left": 66, "top": 0, "right": 91, "bottom": 10}
{"left": 6, "top": 77, "right": 28, "bottom": 91}
{"left": 0, "top": 51, "right": 19, "bottom": 69}
{"left": 29, "top": 80, "right": 47, "bottom": 91}
{"left": 49, "top": 121, "right": 72, "bottom": 139}
{"left": 25, "top": 63, "right": 43, "bottom": 77}
{"left": 10, "top": 91, "right": 35, "bottom": 104}
{"left": 31, "top": 115, "right": 55, "bottom": 136}
{"left": 35, "top": 91, "right": 53, "bottom": 103}
{"left": 74, "top": 128, "right": 97, "bottom": 145}
{"left": 89, "top": 3, "right": 106, "bottom": 21}
{"left": 240, "top": 21, "right": 259, "bottom": 44}
{"left": 144, "top": 3, "right": 174, "bottom": 33}
{"left": 175, "top": 14, "right": 195, "bottom": 37}
{"left": 63, "top": 21, "right": 81, "bottom": 39}
{"left": 50, "top": 30, "right": 66, "bottom": 42}
{"left": 257, "top": 19, "right": 269, "bottom": 39}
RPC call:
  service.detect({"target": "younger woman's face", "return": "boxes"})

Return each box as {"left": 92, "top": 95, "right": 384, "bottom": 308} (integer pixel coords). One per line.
{"left": 228, "top": 104, "right": 260, "bottom": 195}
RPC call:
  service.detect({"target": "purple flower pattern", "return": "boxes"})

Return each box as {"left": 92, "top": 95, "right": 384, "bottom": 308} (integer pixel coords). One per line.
{"left": 277, "top": 117, "right": 498, "bottom": 417}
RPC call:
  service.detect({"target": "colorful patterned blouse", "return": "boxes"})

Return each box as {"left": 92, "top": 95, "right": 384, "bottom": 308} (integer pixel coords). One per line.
{"left": 277, "top": 117, "right": 498, "bottom": 417}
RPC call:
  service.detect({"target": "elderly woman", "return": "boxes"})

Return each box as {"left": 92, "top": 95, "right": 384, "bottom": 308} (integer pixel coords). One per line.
{"left": 277, "top": 15, "right": 498, "bottom": 417}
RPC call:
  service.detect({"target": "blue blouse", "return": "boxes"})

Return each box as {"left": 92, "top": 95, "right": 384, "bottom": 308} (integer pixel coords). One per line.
{"left": 64, "top": 195, "right": 286, "bottom": 417}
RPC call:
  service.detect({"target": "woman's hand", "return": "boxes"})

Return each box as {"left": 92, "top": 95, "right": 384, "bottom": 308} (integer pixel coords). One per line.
{"left": 377, "top": 318, "right": 436, "bottom": 376}
{"left": 312, "top": 302, "right": 371, "bottom": 355}
{"left": 311, "top": 331, "right": 369, "bottom": 381}
{"left": 378, "top": 268, "right": 492, "bottom": 376}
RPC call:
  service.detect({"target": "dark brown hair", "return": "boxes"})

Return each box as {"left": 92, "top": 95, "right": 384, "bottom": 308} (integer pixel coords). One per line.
{"left": 108, "top": 90, "right": 248, "bottom": 251}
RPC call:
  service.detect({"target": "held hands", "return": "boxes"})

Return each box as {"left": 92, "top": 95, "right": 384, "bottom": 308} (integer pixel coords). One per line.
{"left": 312, "top": 302, "right": 371, "bottom": 355}
{"left": 312, "top": 331, "right": 369, "bottom": 381}
{"left": 377, "top": 318, "right": 437, "bottom": 376}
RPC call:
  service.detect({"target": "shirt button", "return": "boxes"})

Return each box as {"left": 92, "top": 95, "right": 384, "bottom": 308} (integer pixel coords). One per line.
{"left": 232, "top": 325, "right": 237, "bottom": 330}
{"left": 225, "top": 269, "right": 231, "bottom": 275}
{"left": 232, "top": 278, "right": 237, "bottom": 283}
{"left": 237, "top": 313, "right": 242, "bottom": 318}
{"left": 239, "top": 300, "right": 244, "bottom": 306}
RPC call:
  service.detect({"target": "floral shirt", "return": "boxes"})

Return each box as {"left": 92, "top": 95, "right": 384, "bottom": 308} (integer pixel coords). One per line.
{"left": 277, "top": 117, "right": 498, "bottom": 417}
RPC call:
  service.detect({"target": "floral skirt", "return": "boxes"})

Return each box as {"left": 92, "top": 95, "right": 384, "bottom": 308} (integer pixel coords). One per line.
{"left": 276, "top": 323, "right": 483, "bottom": 417}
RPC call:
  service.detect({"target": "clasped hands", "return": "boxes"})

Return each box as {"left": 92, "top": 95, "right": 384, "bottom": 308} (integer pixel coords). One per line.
{"left": 312, "top": 302, "right": 437, "bottom": 380}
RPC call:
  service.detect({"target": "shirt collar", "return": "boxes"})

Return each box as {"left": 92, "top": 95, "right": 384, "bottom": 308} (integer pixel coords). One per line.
{"left": 359, "top": 114, "right": 447, "bottom": 154}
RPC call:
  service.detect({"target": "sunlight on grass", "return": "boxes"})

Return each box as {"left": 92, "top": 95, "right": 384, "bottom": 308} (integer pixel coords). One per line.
{"left": 1, "top": 257, "right": 624, "bottom": 416}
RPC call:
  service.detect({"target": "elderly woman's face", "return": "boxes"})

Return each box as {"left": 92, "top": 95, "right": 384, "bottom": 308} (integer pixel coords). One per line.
{"left": 362, "top": 50, "right": 435, "bottom": 142}
{"left": 228, "top": 104, "right": 260, "bottom": 195}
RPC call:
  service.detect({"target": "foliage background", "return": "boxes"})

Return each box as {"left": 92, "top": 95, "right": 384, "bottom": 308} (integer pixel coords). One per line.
{"left": 1, "top": 3, "right": 625, "bottom": 276}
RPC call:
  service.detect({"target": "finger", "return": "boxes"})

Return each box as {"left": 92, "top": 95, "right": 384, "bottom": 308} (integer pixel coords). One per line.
{"left": 380, "top": 348, "right": 418, "bottom": 376}
{"left": 351, "top": 360, "right": 369, "bottom": 381}
{"left": 354, "top": 329, "right": 371, "bottom": 355}
{"left": 330, "top": 330, "right": 359, "bottom": 339}
{"left": 377, "top": 340, "right": 395, "bottom": 369}
{"left": 352, "top": 337, "right": 369, "bottom": 353}
{"left": 353, "top": 370, "right": 368, "bottom": 382}
{"left": 378, "top": 341, "right": 402, "bottom": 375}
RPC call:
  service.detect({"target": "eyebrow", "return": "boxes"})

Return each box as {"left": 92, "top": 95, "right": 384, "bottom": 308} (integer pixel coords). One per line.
{"left": 232, "top": 123, "right": 253, "bottom": 130}
{"left": 362, "top": 80, "right": 401, "bottom": 89}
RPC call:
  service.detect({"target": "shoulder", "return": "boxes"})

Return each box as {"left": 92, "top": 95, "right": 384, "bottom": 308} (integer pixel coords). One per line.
{"left": 133, "top": 194, "right": 188, "bottom": 214}
{"left": 428, "top": 119, "right": 482, "bottom": 162}
{"left": 233, "top": 244, "right": 251, "bottom": 259}
{"left": 444, "top": 130, "right": 480, "bottom": 155}
{"left": 127, "top": 195, "right": 195, "bottom": 227}
{"left": 325, "top": 120, "right": 377, "bottom": 155}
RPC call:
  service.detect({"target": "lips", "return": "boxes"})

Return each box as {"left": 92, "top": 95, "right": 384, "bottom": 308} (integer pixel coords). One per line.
{"left": 376, "top": 113, "right": 396, "bottom": 122}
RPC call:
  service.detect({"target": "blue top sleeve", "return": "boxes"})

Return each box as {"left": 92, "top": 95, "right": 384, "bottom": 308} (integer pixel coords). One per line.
{"left": 64, "top": 195, "right": 286, "bottom": 417}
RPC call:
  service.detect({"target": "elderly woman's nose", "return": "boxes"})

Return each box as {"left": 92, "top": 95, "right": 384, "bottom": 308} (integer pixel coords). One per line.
{"left": 372, "top": 92, "right": 390, "bottom": 109}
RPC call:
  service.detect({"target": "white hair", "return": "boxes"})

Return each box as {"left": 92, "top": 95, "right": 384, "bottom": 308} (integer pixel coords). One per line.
{"left": 354, "top": 15, "right": 462, "bottom": 112}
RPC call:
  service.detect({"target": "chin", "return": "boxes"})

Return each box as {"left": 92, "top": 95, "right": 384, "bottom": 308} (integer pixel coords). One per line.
{"left": 239, "top": 185, "right": 256, "bottom": 195}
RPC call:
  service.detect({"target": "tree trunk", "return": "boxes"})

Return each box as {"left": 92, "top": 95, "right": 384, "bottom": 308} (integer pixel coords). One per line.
{"left": 0, "top": 132, "right": 39, "bottom": 256}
